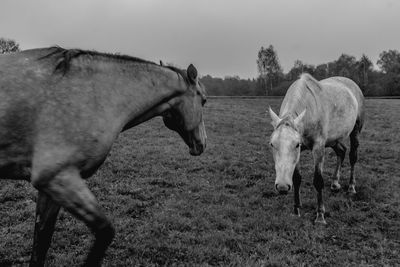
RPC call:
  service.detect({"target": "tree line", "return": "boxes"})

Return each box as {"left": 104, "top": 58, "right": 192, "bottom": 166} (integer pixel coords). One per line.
{"left": 202, "top": 45, "right": 400, "bottom": 96}
{"left": 1, "top": 38, "right": 398, "bottom": 96}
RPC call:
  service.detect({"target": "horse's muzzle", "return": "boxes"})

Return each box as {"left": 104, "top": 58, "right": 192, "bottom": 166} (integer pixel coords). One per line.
{"left": 275, "top": 183, "right": 291, "bottom": 195}
{"left": 188, "top": 121, "right": 206, "bottom": 156}
{"left": 189, "top": 142, "right": 206, "bottom": 156}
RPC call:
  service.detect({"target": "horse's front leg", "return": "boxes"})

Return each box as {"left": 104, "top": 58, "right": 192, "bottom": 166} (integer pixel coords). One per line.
{"left": 32, "top": 166, "right": 115, "bottom": 267}
{"left": 30, "top": 191, "right": 61, "bottom": 267}
{"left": 293, "top": 165, "right": 302, "bottom": 216}
{"left": 312, "top": 144, "right": 326, "bottom": 224}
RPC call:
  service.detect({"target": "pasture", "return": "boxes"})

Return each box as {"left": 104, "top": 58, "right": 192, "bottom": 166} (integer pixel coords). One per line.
{"left": 1, "top": 98, "right": 399, "bottom": 266}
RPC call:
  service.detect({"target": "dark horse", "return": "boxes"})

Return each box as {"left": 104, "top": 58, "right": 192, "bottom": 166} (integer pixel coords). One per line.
{"left": 0, "top": 47, "right": 207, "bottom": 266}
{"left": 268, "top": 73, "right": 364, "bottom": 224}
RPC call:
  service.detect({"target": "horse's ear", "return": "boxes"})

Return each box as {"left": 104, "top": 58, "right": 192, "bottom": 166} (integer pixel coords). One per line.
{"left": 294, "top": 109, "right": 306, "bottom": 126}
{"left": 187, "top": 64, "right": 198, "bottom": 84}
{"left": 268, "top": 107, "right": 281, "bottom": 128}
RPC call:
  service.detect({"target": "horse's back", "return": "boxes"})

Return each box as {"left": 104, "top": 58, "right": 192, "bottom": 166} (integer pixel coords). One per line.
{"left": 0, "top": 49, "right": 55, "bottom": 152}
{"left": 0, "top": 49, "right": 123, "bottom": 181}
{"left": 0, "top": 51, "right": 47, "bottom": 179}
{"left": 317, "top": 77, "right": 364, "bottom": 144}
{"left": 328, "top": 77, "right": 364, "bottom": 128}
{"left": 321, "top": 76, "right": 365, "bottom": 130}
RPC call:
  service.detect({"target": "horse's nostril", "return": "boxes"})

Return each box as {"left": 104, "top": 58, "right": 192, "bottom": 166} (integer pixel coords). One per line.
{"left": 287, "top": 185, "right": 291, "bottom": 191}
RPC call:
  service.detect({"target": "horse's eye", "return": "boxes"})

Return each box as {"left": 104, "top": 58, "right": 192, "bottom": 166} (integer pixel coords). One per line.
{"left": 296, "top": 143, "right": 300, "bottom": 148}
{"left": 270, "top": 142, "right": 274, "bottom": 148}
{"left": 197, "top": 92, "right": 206, "bottom": 105}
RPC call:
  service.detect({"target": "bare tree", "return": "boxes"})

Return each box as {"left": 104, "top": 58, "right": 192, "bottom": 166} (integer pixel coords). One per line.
{"left": 257, "top": 45, "right": 282, "bottom": 95}
{"left": 358, "top": 54, "right": 372, "bottom": 87}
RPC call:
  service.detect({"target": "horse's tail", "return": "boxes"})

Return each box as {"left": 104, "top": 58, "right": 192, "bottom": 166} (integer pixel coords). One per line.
{"left": 352, "top": 85, "right": 365, "bottom": 133}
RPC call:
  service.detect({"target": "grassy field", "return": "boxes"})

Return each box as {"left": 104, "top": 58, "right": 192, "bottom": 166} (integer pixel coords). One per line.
{"left": 0, "top": 98, "right": 399, "bottom": 266}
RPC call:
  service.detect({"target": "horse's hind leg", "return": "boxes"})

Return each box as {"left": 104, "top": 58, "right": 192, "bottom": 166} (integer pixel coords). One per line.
{"left": 331, "top": 142, "right": 346, "bottom": 192}
{"left": 349, "top": 124, "right": 360, "bottom": 194}
{"left": 30, "top": 191, "right": 61, "bottom": 267}
{"left": 32, "top": 167, "right": 115, "bottom": 266}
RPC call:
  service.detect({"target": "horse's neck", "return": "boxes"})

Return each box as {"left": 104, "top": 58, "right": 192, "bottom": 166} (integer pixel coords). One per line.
{"left": 89, "top": 63, "right": 185, "bottom": 131}
{"left": 280, "top": 83, "right": 322, "bottom": 122}
{"left": 280, "top": 97, "right": 305, "bottom": 119}
{"left": 279, "top": 87, "right": 324, "bottom": 137}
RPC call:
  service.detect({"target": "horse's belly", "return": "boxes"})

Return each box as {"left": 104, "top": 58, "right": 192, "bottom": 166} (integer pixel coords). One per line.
{"left": 326, "top": 113, "right": 357, "bottom": 144}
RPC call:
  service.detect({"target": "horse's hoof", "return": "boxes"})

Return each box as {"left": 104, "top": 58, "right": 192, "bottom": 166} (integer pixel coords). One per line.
{"left": 314, "top": 213, "right": 327, "bottom": 225}
{"left": 315, "top": 218, "right": 327, "bottom": 225}
{"left": 348, "top": 186, "right": 356, "bottom": 194}
{"left": 330, "top": 182, "right": 341, "bottom": 192}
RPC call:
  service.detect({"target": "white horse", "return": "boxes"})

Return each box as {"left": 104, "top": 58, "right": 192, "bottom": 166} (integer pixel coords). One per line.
{"left": 268, "top": 73, "right": 364, "bottom": 224}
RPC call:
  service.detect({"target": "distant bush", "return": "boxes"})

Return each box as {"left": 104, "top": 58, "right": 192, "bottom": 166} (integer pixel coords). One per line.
{"left": 200, "top": 75, "right": 264, "bottom": 96}
{"left": 270, "top": 81, "right": 292, "bottom": 96}
{"left": 0, "top": 38, "right": 20, "bottom": 54}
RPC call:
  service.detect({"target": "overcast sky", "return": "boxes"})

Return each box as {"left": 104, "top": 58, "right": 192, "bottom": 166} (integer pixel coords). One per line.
{"left": 1, "top": 0, "right": 399, "bottom": 78}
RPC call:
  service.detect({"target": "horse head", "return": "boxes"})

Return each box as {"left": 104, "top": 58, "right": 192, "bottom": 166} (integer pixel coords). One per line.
{"left": 268, "top": 108, "right": 306, "bottom": 194}
{"left": 162, "top": 64, "right": 207, "bottom": 156}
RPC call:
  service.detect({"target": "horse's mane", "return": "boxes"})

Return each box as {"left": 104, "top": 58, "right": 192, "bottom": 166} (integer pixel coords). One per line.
{"left": 163, "top": 65, "right": 190, "bottom": 84}
{"left": 299, "top": 73, "right": 322, "bottom": 95}
{"left": 280, "top": 73, "right": 322, "bottom": 117}
{"left": 39, "top": 46, "right": 187, "bottom": 81}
